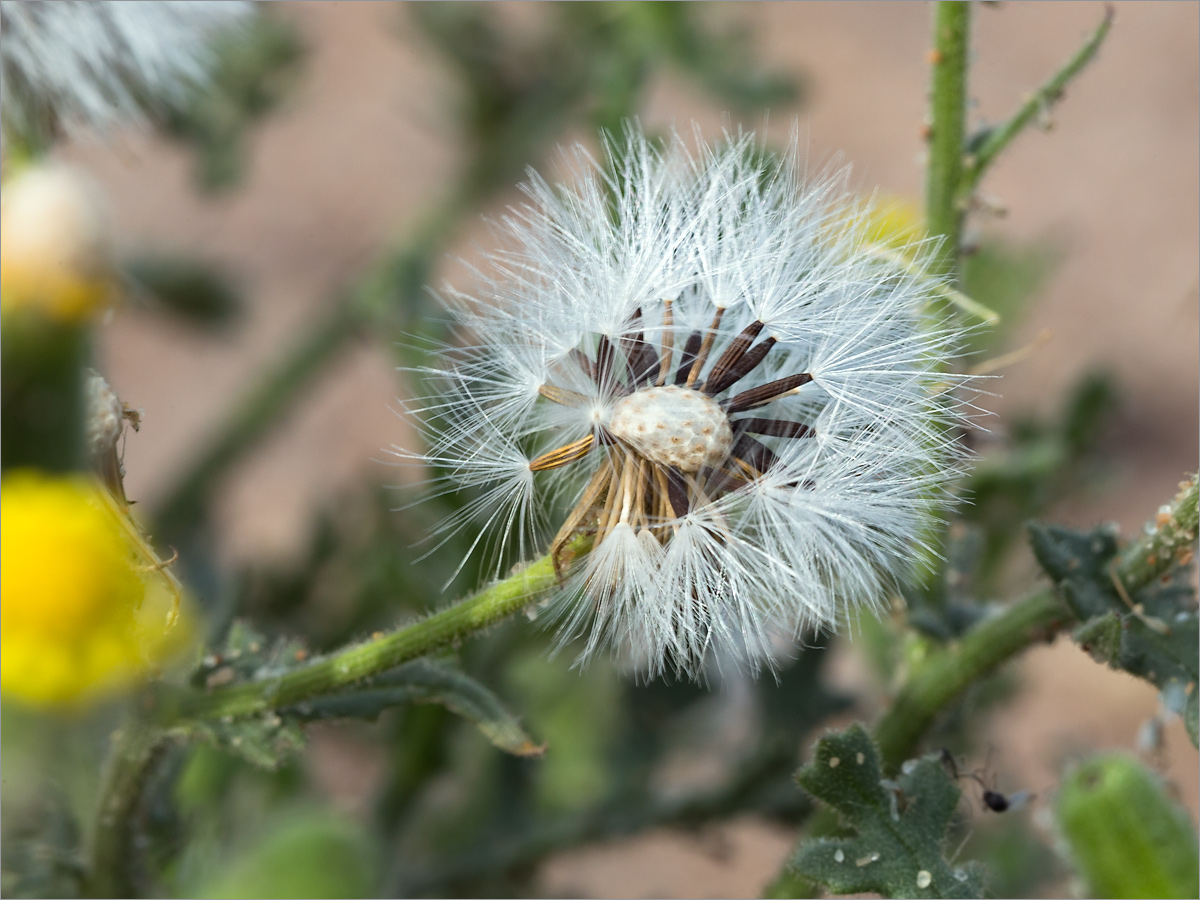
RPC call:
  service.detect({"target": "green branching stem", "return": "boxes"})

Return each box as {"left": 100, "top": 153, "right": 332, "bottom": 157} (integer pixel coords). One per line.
{"left": 957, "top": 5, "right": 1114, "bottom": 208}
{"left": 90, "top": 542, "right": 584, "bottom": 893}
{"left": 924, "top": 1, "right": 971, "bottom": 281}
{"left": 873, "top": 589, "right": 1066, "bottom": 772}
{"left": 765, "top": 477, "right": 1199, "bottom": 898}
{"left": 162, "top": 542, "right": 584, "bottom": 723}
{"left": 878, "top": 473, "right": 1197, "bottom": 771}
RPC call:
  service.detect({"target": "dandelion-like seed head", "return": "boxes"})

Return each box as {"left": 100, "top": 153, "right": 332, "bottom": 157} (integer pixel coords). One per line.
{"left": 402, "top": 126, "right": 974, "bottom": 679}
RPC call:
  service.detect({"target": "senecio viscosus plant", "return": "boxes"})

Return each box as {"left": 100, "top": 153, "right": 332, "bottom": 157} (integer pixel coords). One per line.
{"left": 403, "top": 128, "right": 973, "bottom": 679}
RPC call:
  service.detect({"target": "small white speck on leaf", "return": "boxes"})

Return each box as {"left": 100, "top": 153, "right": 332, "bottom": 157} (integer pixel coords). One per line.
{"left": 856, "top": 852, "right": 880, "bottom": 867}
{"left": 917, "top": 870, "right": 932, "bottom": 889}
{"left": 834, "top": 849, "right": 845, "bottom": 863}
{"left": 828, "top": 756, "right": 840, "bottom": 768}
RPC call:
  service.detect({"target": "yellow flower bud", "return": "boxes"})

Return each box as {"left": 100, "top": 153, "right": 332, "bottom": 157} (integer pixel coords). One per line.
{"left": 1, "top": 470, "right": 189, "bottom": 707}
{"left": 1, "top": 164, "right": 112, "bottom": 323}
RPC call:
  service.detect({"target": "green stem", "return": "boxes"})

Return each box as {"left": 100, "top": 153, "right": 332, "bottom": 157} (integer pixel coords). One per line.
{"left": 86, "top": 722, "right": 170, "bottom": 898}
{"left": 957, "top": 5, "right": 1114, "bottom": 207}
{"left": 1116, "top": 474, "right": 1198, "bottom": 591}
{"left": 873, "top": 588, "right": 1067, "bottom": 770}
{"left": 877, "top": 473, "right": 1196, "bottom": 771}
{"left": 90, "top": 543, "right": 577, "bottom": 893}
{"left": 164, "top": 544, "right": 580, "bottom": 723}
{"left": 924, "top": 0, "right": 971, "bottom": 282}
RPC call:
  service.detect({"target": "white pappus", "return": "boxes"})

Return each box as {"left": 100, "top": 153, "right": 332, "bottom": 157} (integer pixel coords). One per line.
{"left": 0, "top": 0, "right": 252, "bottom": 143}
{"left": 400, "top": 126, "right": 975, "bottom": 679}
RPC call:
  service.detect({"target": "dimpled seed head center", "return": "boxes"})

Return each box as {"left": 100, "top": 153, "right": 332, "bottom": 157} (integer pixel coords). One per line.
{"left": 607, "top": 385, "right": 733, "bottom": 473}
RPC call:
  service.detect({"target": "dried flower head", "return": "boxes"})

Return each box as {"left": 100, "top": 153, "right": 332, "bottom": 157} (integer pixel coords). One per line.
{"left": 0, "top": 0, "right": 251, "bottom": 144}
{"left": 403, "top": 127, "right": 973, "bottom": 678}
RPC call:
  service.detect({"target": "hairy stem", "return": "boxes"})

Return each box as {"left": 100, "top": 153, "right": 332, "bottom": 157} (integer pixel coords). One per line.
{"left": 164, "top": 543, "right": 582, "bottom": 723}
{"left": 87, "top": 722, "right": 170, "bottom": 898}
{"left": 957, "top": 5, "right": 1114, "bottom": 207}
{"left": 89, "top": 542, "right": 582, "bottom": 892}
{"left": 873, "top": 589, "right": 1067, "bottom": 771}
{"left": 924, "top": 0, "right": 971, "bottom": 281}
{"left": 1115, "top": 475, "right": 1198, "bottom": 591}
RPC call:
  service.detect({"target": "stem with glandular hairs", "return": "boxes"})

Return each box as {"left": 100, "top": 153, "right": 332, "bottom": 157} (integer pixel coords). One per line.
{"left": 164, "top": 541, "right": 585, "bottom": 723}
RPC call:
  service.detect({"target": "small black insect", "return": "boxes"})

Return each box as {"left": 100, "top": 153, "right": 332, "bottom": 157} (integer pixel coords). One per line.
{"left": 937, "top": 747, "right": 1030, "bottom": 814}
{"left": 981, "top": 789, "right": 1011, "bottom": 812}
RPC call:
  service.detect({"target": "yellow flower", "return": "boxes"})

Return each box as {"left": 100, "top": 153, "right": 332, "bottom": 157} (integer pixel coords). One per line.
{"left": 1, "top": 164, "right": 112, "bottom": 324}
{"left": 838, "top": 193, "right": 999, "bottom": 325}
{"left": 1, "top": 470, "right": 189, "bottom": 708}
{"left": 855, "top": 195, "right": 927, "bottom": 252}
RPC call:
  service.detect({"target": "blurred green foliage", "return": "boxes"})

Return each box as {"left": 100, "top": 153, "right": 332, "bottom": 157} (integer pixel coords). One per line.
{"left": 185, "top": 812, "right": 379, "bottom": 899}
{"left": 163, "top": 11, "right": 305, "bottom": 191}
{"left": 410, "top": 2, "right": 800, "bottom": 198}
{"left": 1056, "top": 754, "right": 1199, "bottom": 899}
{"left": 123, "top": 254, "right": 243, "bottom": 330}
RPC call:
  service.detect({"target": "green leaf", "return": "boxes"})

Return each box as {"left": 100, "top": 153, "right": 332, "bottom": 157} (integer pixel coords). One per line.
{"left": 184, "top": 714, "right": 305, "bottom": 772}
{"left": 1056, "top": 754, "right": 1199, "bottom": 899}
{"left": 286, "top": 659, "right": 544, "bottom": 757}
{"left": 1072, "top": 612, "right": 1123, "bottom": 666}
{"left": 163, "top": 12, "right": 304, "bottom": 191}
{"left": 1029, "top": 522, "right": 1199, "bottom": 746}
{"left": 790, "top": 725, "right": 985, "bottom": 898}
{"left": 192, "top": 619, "right": 309, "bottom": 688}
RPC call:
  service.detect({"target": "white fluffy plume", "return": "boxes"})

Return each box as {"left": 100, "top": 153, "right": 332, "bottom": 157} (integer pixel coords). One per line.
{"left": 400, "top": 126, "right": 974, "bottom": 679}
{"left": 0, "top": 0, "right": 251, "bottom": 141}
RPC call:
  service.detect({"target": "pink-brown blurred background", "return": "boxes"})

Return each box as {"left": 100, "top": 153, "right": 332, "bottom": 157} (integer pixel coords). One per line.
{"left": 56, "top": 2, "right": 1198, "bottom": 895}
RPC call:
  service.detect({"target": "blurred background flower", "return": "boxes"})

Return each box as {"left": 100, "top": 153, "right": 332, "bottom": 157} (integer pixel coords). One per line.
{"left": 1, "top": 470, "right": 189, "bottom": 708}
{"left": 0, "top": 163, "right": 110, "bottom": 323}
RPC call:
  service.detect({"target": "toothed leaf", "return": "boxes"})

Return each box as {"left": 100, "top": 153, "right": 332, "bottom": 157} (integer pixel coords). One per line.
{"left": 1029, "top": 523, "right": 1198, "bottom": 747}
{"left": 184, "top": 714, "right": 305, "bottom": 771}
{"left": 790, "top": 725, "right": 984, "bottom": 898}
